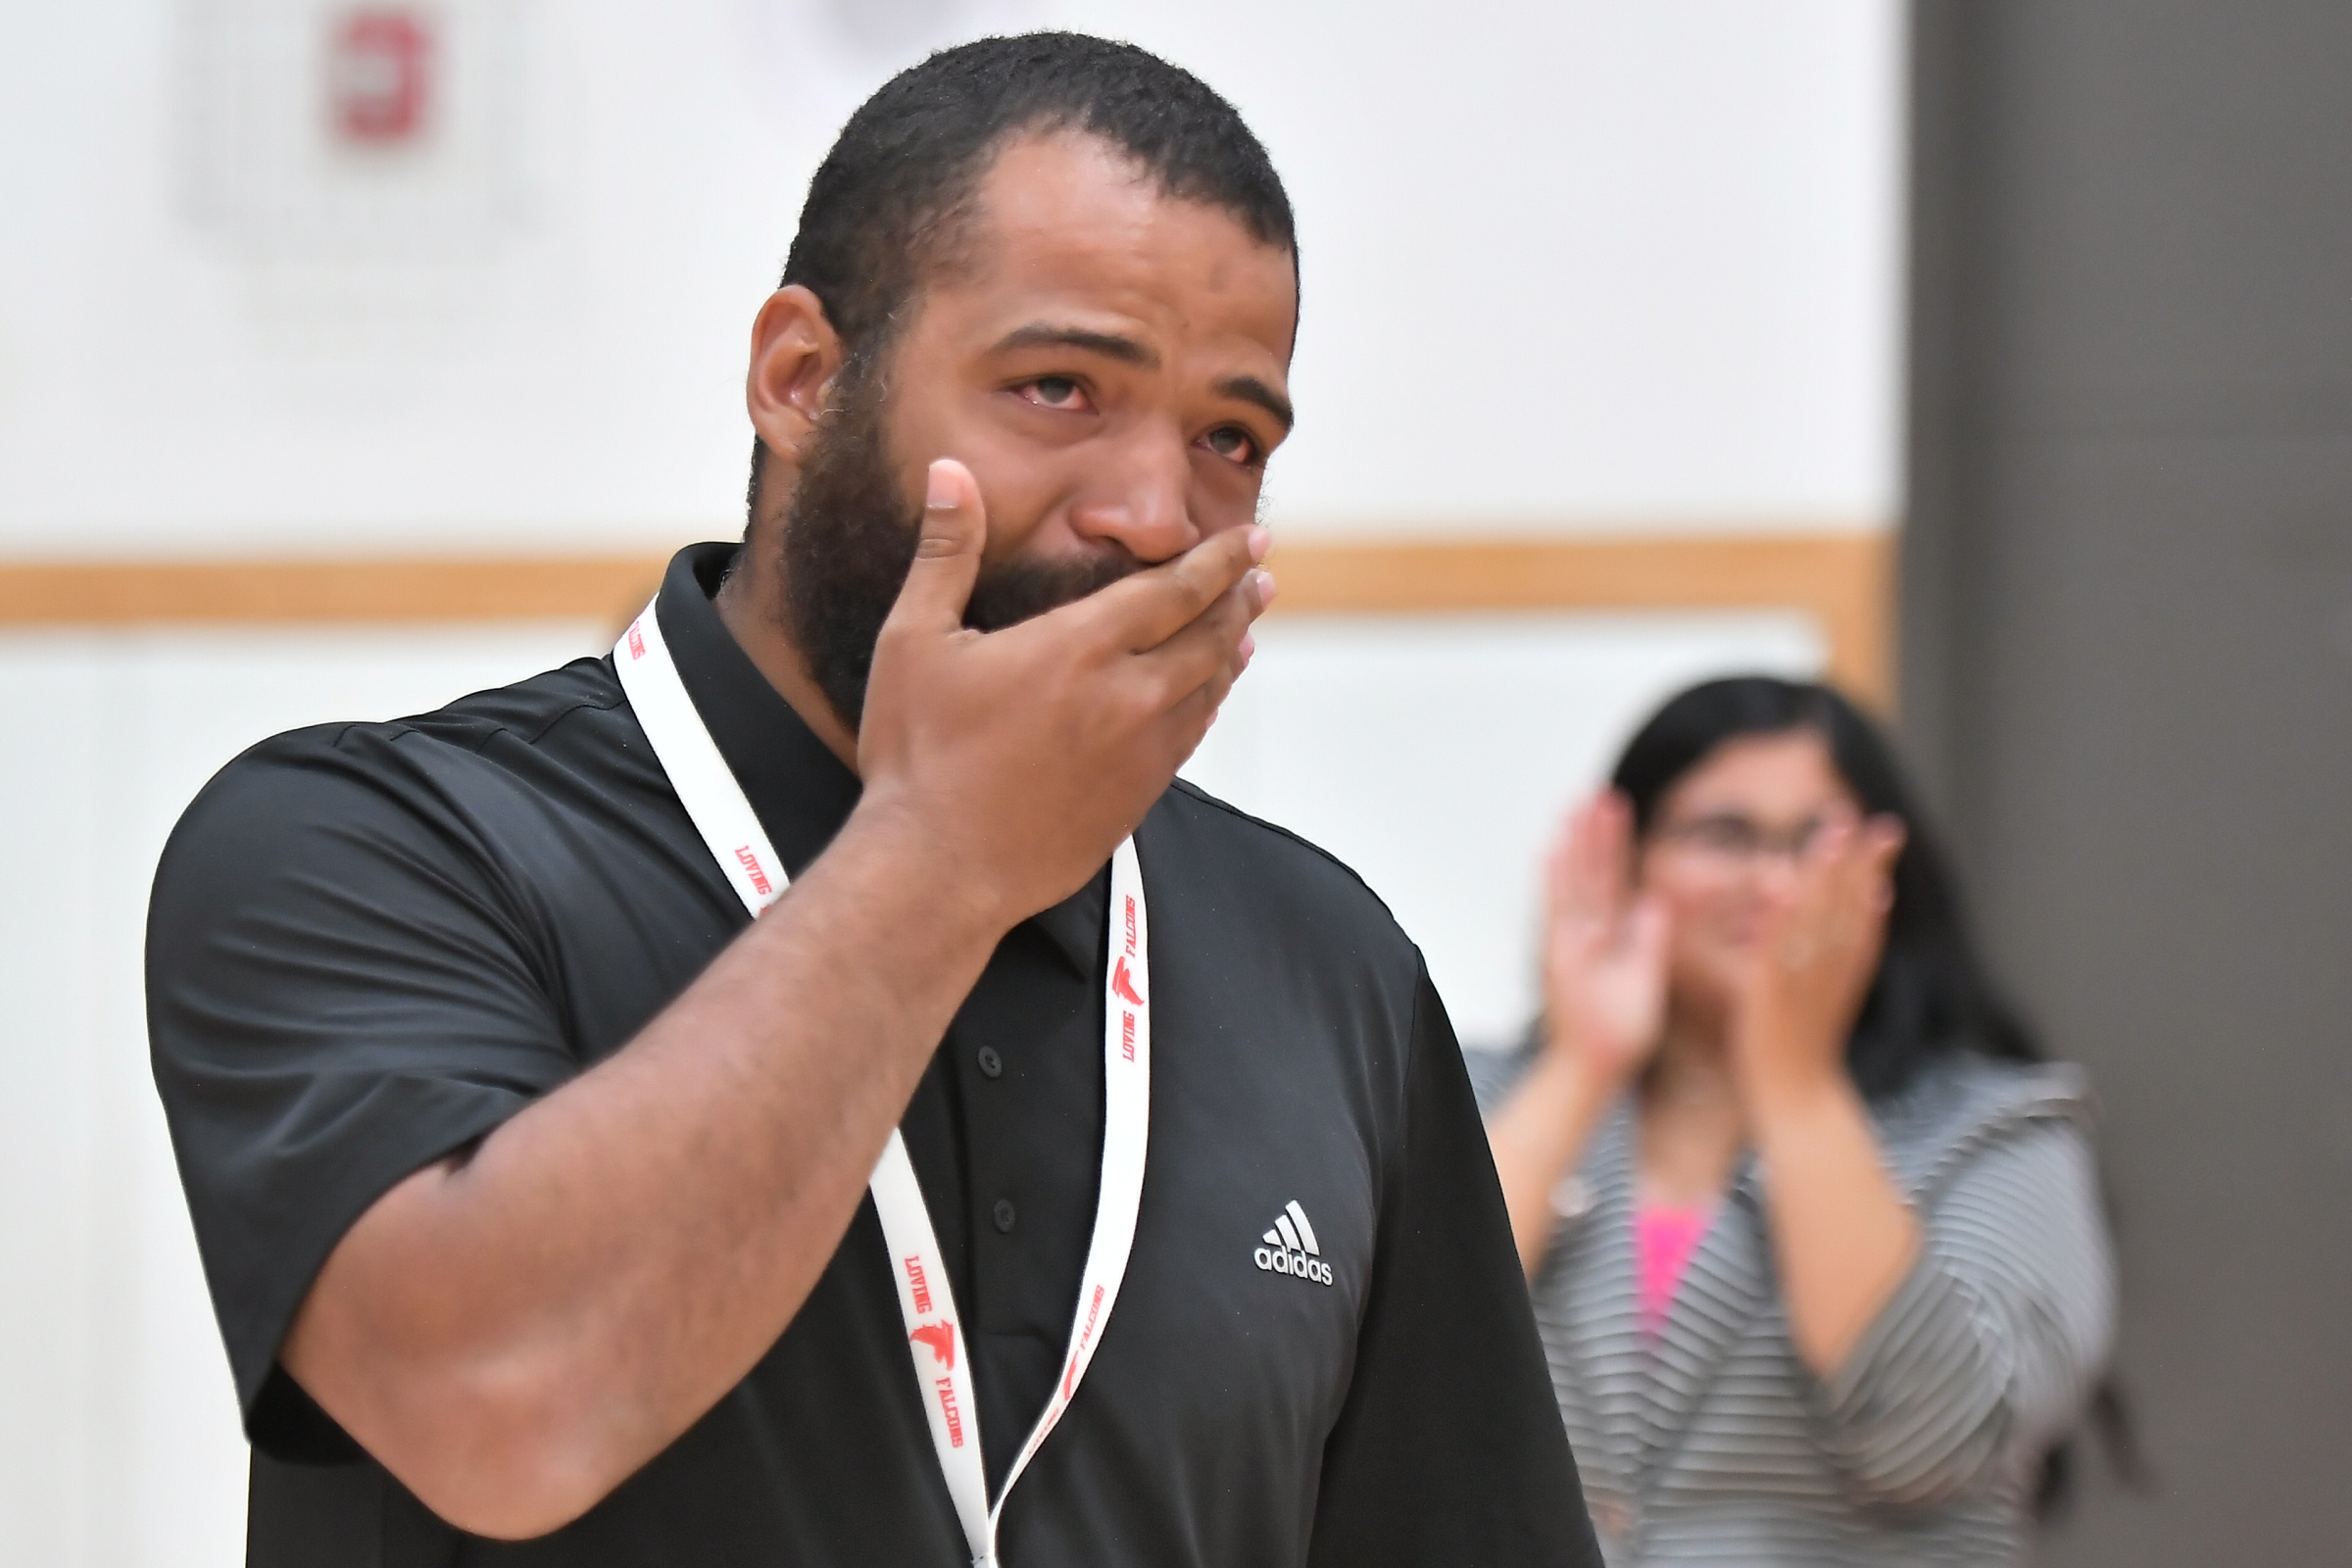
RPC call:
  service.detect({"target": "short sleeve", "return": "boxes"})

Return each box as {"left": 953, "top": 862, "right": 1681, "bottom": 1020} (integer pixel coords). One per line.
{"left": 146, "top": 727, "right": 579, "bottom": 1456}
{"left": 1306, "top": 960, "right": 1603, "bottom": 1568}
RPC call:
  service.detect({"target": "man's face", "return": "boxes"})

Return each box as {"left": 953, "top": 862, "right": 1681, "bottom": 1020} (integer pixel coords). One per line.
{"left": 778, "top": 130, "right": 1298, "bottom": 727}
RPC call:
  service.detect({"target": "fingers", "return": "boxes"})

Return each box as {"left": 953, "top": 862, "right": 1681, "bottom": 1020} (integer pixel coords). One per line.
{"left": 1546, "top": 792, "right": 1648, "bottom": 977}
{"left": 1812, "top": 812, "right": 1903, "bottom": 921}
{"left": 1127, "top": 563, "right": 1270, "bottom": 703}
{"left": 1088, "top": 524, "right": 1271, "bottom": 654}
{"left": 1595, "top": 790, "right": 1636, "bottom": 913}
{"left": 885, "top": 460, "right": 988, "bottom": 636}
{"left": 1544, "top": 820, "right": 1579, "bottom": 927}
{"left": 1860, "top": 815, "right": 1906, "bottom": 914}
{"left": 1625, "top": 892, "right": 1671, "bottom": 971}
{"left": 1753, "top": 816, "right": 1841, "bottom": 972}
{"left": 1162, "top": 649, "right": 1247, "bottom": 760}
{"left": 1799, "top": 816, "right": 1856, "bottom": 925}
{"left": 1769, "top": 810, "right": 1906, "bottom": 974}
{"left": 1560, "top": 795, "right": 1616, "bottom": 929}
{"left": 1145, "top": 562, "right": 1274, "bottom": 765}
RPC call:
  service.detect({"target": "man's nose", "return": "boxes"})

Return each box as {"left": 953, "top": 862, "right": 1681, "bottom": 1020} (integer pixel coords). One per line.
{"left": 1066, "top": 431, "right": 1199, "bottom": 564}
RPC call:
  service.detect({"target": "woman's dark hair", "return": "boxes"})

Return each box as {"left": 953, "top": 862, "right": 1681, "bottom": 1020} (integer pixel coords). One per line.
{"left": 1608, "top": 674, "right": 2140, "bottom": 1514}
{"left": 1610, "top": 673, "right": 2038, "bottom": 1101}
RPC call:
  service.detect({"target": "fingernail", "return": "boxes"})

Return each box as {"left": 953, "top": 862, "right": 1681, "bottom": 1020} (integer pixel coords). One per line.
{"left": 925, "top": 462, "right": 957, "bottom": 511}
{"left": 1251, "top": 568, "right": 1278, "bottom": 610}
{"left": 1247, "top": 524, "right": 1272, "bottom": 563}
{"left": 1239, "top": 632, "right": 1256, "bottom": 662}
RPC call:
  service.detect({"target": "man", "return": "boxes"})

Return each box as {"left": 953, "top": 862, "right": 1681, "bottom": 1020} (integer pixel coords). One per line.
{"left": 150, "top": 33, "right": 1601, "bottom": 1568}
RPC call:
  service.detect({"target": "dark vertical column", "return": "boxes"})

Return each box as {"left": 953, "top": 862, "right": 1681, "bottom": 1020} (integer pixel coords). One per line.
{"left": 1905, "top": 4, "right": 2352, "bottom": 1561}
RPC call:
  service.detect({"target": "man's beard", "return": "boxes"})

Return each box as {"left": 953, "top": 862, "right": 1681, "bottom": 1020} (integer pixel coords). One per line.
{"left": 777, "top": 368, "right": 1141, "bottom": 733}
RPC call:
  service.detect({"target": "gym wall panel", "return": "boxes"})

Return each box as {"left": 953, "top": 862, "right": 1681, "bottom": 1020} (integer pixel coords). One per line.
{"left": 0, "top": 0, "right": 1900, "bottom": 556}
{"left": 1185, "top": 610, "right": 1824, "bottom": 1046}
{"left": 0, "top": 623, "right": 604, "bottom": 1563}
{"left": 1907, "top": 3, "right": 2352, "bottom": 1556}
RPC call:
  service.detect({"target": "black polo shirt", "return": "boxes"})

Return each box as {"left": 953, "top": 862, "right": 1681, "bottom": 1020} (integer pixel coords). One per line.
{"left": 147, "top": 543, "right": 1600, "bottom": 1568}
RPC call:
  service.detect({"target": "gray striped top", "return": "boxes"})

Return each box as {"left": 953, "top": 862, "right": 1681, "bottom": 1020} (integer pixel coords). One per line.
{"left": 1469, "top": 1050, "right": 2116, "bottom": 1567}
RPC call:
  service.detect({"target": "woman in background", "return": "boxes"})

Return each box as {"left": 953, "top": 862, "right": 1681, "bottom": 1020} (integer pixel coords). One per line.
{"left": 1480, "top": 676, "right": 2116, "bottom": 1566}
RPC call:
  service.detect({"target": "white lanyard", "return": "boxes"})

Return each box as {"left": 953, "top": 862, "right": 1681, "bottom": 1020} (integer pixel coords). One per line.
{"left": 615, "top": 601, "right": 1151, "bottom": 1568}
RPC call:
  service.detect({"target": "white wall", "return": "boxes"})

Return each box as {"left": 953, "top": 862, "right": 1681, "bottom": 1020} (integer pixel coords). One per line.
{"left": 1182, "top": 611, "right": 1824, "bottom": 1046}
{"left": 0, "top": 2, "right": 1898, "bottom": 1560}
{"left": 0, "top": 623, "right": 606, "bottom": 1564}
{"left": 0, "top": 0, "right": 1900, "bottom": 554}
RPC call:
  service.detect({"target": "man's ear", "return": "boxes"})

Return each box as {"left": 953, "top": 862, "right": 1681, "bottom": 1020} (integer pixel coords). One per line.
{"left": 747, "top": 285, "right": 846, "bottom": 473}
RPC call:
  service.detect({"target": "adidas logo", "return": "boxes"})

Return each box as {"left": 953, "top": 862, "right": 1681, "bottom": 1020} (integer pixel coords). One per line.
{"left": 1252, "top": 1200, "right": 1334, "bottom": 1286}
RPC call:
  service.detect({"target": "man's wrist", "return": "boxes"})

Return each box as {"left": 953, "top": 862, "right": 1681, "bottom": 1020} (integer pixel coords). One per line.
{"left": 828, "top": 789, "right": 1021, "bottom": 950}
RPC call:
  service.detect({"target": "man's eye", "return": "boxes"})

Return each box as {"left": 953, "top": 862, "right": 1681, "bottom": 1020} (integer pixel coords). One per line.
{"left": 1022, "top": 376, "right": 1087, "bottom": 409}
{"left": 1204, "top": 426, "right": 1256, "bottom": 465}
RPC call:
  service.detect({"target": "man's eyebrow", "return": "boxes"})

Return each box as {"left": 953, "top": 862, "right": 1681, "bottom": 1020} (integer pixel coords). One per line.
{"left": 1216, "top": 374, "right": 1295, "bottom": 433}
{"left": 990, "top": 323, "right": 1159, "bottom": 368}
{"left": 989, "top": 323, "right": 1293, "bottom": 431}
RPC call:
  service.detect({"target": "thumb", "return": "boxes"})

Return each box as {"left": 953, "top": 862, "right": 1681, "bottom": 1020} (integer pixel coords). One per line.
{"left": 890, "top": 459, "right": 987, "bottom": 633}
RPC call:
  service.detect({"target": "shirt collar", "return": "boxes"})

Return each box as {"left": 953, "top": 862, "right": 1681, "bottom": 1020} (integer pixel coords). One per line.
{"left": 649, "top": 542, "right": 1103, "bottom": 978}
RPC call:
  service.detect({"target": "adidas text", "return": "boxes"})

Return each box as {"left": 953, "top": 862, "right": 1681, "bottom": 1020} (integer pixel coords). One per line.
{"left": 1253, "top": 1200, "right": 1334, "bottom": 1287}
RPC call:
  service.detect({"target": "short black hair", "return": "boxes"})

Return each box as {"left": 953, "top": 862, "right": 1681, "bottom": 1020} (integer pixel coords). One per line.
{"left": 748, "top": 31, "right": 1298, "bottom": 523}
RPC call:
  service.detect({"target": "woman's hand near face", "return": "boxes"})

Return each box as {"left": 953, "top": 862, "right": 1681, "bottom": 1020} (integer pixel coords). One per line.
{"left": 1488, "top": 791, "right": 1670, "bottom": 1277}
{"left": 1730, "top": 807, "right": 1923, "bottom": 1376}
{"left": 1542, "top": 791, "right": 1672, "bottom": 1087}
{"left": 1730, "top": 808, "right": 1905, "bottom": 1099}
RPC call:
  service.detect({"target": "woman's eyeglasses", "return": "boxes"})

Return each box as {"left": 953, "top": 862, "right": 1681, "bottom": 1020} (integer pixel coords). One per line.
{"left": 1650, "top": 812, "right": 1829, "bottom": 867}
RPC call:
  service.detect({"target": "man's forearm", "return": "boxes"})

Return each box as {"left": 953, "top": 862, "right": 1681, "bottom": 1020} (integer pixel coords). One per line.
{"left": 284, "top": 800, "right": 1013, "bottom": 1538}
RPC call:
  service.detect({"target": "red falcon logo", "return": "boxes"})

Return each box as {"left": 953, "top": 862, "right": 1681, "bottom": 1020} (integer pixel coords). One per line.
{"left": 1111, "top": 955, "right": 1145, "bottom": 1006}
{"left": 909, "top": 1321, "right": 956, "bottom": 1370}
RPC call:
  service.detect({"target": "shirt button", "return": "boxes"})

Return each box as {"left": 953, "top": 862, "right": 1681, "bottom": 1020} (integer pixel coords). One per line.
{"left": 976, "top": 1046, "right": 1004, "bottom": 1079}
{"left": 992, "top": 1198, "right": 1017, "bottom": 1233}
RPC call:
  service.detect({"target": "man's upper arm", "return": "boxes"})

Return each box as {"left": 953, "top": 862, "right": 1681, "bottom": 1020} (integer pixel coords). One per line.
{"left": 1307, "top": 958, "right": 1602, "bottom": 1568}
{"left": 146, "top": 728, "right": 576, "bottom": 1454}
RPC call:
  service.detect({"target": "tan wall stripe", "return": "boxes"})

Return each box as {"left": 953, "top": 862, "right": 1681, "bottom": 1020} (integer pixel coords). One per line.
{"left": 0, "top": 532, "right": 1892, "bottom": 710}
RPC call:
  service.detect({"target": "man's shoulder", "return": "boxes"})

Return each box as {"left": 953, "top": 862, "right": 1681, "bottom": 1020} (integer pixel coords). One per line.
{"left": 420, "top": 652, "right": 629, "bottom": 741}
{"left": 165, "top": 656, "right": 638, "bottom": 884}
{"left": 1153, "top": 778, "right": 1416, "bottom": 964}
{"left": 221, "top": 655, "right": 625, "bottom": 791}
